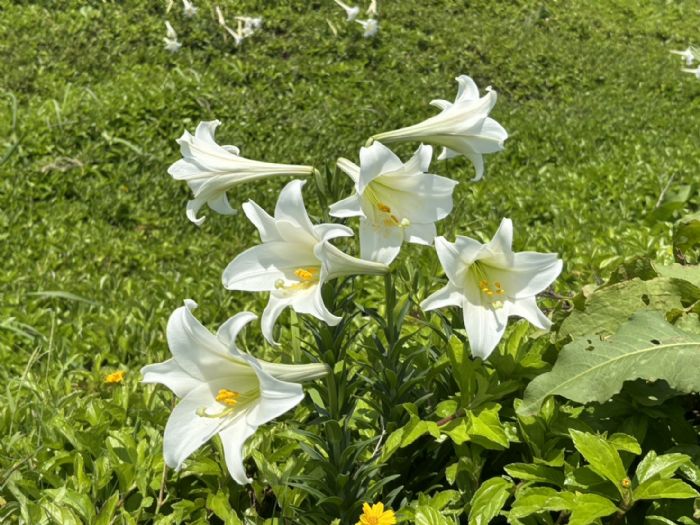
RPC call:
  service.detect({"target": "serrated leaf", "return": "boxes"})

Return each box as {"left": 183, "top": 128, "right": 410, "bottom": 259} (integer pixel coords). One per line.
{"left": 520, "top": 311, "right": 700, "bottom": 415}
{"left": 466, "top": 405, "right": 509, "bottom": 450}
{"left": 635, "top": 451, "right": 691, "bottom": 484}
{"left": 633, "top": 479, "right": 700, "bottom": 500}
{"left": 468, "top": 477, "right": 513, "bottom": 525}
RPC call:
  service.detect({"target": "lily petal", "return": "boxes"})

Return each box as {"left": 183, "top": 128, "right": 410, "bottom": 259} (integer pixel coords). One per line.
{"left": 218, "top": 418, "right": 257, "bottom": 485}
{"left": 358, "top": 142, "right": 404, "bottom": 194}
{"left": 420, "top": 283, "right": 464, "bottom": 311}
{"left": 242, "top": 201, "right": 283, "bottom": 243}
{"left": 328, "top": 193, "right": 364, "bottom": 219}
{"left": 261, "top": 293, "right": 295, "bottom": 345}
{"left": 163, "top": 382, "right": 228, "bottom": 471}
{"left": 274, "top": 180, "right": 316, "bottom": 236}
{"left": 216, "top": 311, "right": 258, "bottom": 349}
{"left": 359, "top": 217, "right": 404, "bottom": 265}
{"left": 315, "top": 240, "right": 389, "bottom": 280}
{"left": 507, "top": 295, "right": 552, "bottom": 330}
{"left": 462, "top": 298, "right": 506, "bottom": 359}
{"left": 141, "top": 358, "right": 202, "bottom": 398}
{"left": 223, "top": 242, "right": 319, "bottom": 292}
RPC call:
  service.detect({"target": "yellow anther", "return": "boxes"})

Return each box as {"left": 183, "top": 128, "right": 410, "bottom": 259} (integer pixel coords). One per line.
{"left": 216, "top": 389, "right": 240, "bottom": 407}
{"left": 495, "top": 282, "right": 502, "bottom": 289}
{"left": 377, "top": 203, "right": 392, "bottom": 213}
{"left": 294, "top": 268, "right": 317, "bottom": 281}
{"left": 104, "top": 370, "right": 126, "bottom": 384}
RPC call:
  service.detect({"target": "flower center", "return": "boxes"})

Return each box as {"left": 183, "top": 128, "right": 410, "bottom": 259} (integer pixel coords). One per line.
{"left": 215, "top": 389, "right": 240, "bottom": 407}
{"left": 471, "top": 263, "right": 506, "bottom": 309}
{"left": 274, "top": 267, "right": 320, "bottom": 293}
{"left": 364, "top": 186, "right": 410, "bottom": 229}
{"left": 197, "top": 388, "right": 258, "bottom": 419}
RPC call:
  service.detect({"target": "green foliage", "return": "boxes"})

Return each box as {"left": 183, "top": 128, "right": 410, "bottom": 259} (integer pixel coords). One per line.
{"left": 2, "top": 0, "right": 700, "bottom": 524}
{"left": 520, "top": 310, "right": 700, "bottom": 416}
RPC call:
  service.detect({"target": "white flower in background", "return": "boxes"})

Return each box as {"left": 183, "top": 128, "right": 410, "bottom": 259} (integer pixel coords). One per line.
{"left": 357, "top": 18, "right": 378, "bottom": 38}
{"left": 141, "top": 301, "right": 329, "bottom": 485}
{"left": 223, "top": 180, "right": 388, "bottom": 344}
{"left": 236, "top": 16, "right": 263, "bottom": 35}
{"left": 333, "top": 0, "right": 360, "bottom": 21}
{"left": 329, "top": 142, "right": 457, "bottom": 265}
{"left": 163, "top": 21, "right": 182, "bottom": 52}
{"left": 182, "top": 0, "right": 197, "bottom": 17}
{"left": 670, "top": 47, "right": 698, "bottom": 66}
{"left": 216, "top": 6, "right": 245, "bottom": 45}
{"left": 421, "top": 218, "right": 562, "bottom": 359}
{"left": 370, "top": 75, "right": 508, "bottom": 181}
{"left": 168, "top": 120, "right": 315, "bottom": 225}
{"left": 682, "top": 65, "right": 700, "bottom": 79}
{"left": 367, "top": 0, "right": 378, "bottom": 16}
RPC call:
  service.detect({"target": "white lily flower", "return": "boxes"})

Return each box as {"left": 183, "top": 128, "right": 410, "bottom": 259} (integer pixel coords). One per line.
{"left": 370, "top": 75, "right": 508, "bottom": 181}
{"left": 223, "top": 179, "right": 388, "bottom": 344}
{"left": 236, "top": 16, "right": 263, "bottom": 33}
{"left": 357, "top": 18, "right": 378, "bottom": 38}
{"left": 163, "top": 21, "right": 182, "bottom": 52}
{"left": 334, "top": 0, "right": 360, "bottom": 21}
{"left": 367, "top": 0, "right": 378, "bottom": 16}
{"left": 168, "top": 120, "right": 315, "bottom": 225}
{"left": 421, "top": 218, "right": 562, "bottom": 359}
{"left": 182, "top": 0, "right": 197, "bottom": 17}
{"left": 670, "top": 47, "right": 698, "bottom": 66}
{"left": 141, "top": 300, "right": 328, "bottom": 484}
{"left": 682, "top": 65, "right": 700, "bottom": 80}
{"left": 329, "top": 142, "right": 457, "bottom": 265}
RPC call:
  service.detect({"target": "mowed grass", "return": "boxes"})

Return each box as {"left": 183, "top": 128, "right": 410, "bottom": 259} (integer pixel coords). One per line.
{"left": 1, "top": 0, "right": 699, "bottom": 522}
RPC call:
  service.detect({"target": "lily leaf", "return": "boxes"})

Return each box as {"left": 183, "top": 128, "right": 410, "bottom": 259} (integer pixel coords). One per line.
{"left": 519, "top": 311, "right": 700, "bottom": 416}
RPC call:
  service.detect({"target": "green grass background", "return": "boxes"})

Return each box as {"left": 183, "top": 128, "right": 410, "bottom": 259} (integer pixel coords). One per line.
{"left": 0, "top": 0, "right": 698, "bottom": 522}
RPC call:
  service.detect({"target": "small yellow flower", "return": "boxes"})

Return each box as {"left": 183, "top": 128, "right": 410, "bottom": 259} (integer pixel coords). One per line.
{"left": 104, "top": 370, "right": 126, "bottom": 384}
{"left": 356, "top": 502, "right": 396, "bottom": 525}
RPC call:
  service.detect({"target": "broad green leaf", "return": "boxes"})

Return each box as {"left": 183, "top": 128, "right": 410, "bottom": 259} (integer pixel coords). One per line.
{"left": 520, "top": 311, "right": 700, "bottom": 415}
{"left": 503, "top": 463, "right": 564, "bottom": 486}
{"left": 466, "top": 405, "right": 509, "bottom": 450}
{"left": 653, "top": 263, "right": 700, "bottom": 288}
{"left": 508, "top": 487, "right": 570, "bottom": 519}
{"left": 415, "top": 505, "right": 453, "bottom": 525}
{"left": 608, "top": 433, "right": 641, "bottom": 455}
{"left": 207, "top": 491, "right": 243, "bottom": 525}
{"left": 635, "top": 452, "right": 691, "bottom": 484}
{"left": 633, "top": 479, "right": 700, "bottom": 501}
{"left": 558, "top": 278, "right": 698, "bottom": 341}
{"left": 567, "top": 493, "right": 618, "bottom": 525}
{"left": 569, "top": 430, "right": 627, "bottom": 494}
{"left": 468, "top": 477, "right": 513, "bottom": 525}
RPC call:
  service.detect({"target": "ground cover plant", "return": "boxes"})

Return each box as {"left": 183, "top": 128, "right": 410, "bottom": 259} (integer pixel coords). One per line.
{"left": 1, "top": 1, "right": 699, "bottom": 524}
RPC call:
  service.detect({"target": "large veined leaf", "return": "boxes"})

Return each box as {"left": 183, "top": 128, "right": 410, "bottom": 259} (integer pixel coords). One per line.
{"left": 518, "top": 311, "right": 700, "bottom": 416}
{"left": 558, "top": 277, "right": 699, "bottom": 341}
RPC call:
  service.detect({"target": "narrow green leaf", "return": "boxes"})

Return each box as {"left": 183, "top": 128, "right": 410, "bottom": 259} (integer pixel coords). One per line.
{"left": 520, "top": 311, "right": 700, "bottom": 416}
{"left": 468, "top": 477, "right": 513, "bottom": 525}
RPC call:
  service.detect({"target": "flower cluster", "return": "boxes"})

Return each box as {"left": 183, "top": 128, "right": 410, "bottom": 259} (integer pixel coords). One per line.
{"left": 142, "top": 74, "right": 563, "bottom": 491}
